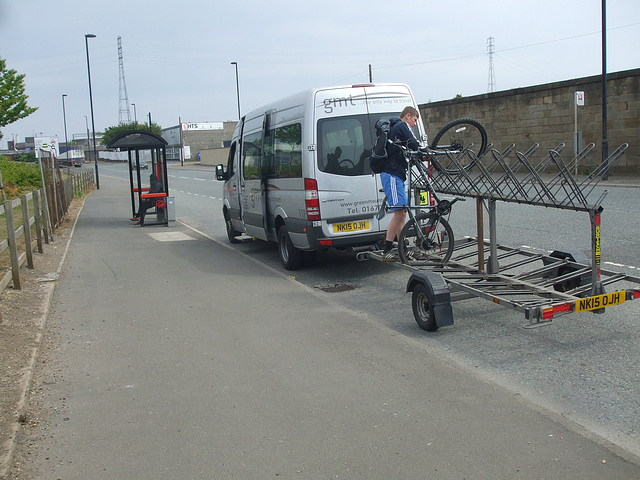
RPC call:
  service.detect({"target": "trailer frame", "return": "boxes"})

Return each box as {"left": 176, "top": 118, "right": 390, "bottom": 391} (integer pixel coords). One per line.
{"left": 366, "top": 141, "right": 640, "bottom": 330}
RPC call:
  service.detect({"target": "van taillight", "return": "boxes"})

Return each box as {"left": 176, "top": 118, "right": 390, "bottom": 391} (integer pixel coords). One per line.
{"left": 305, "top": 178, "right": 321, "bottom": 221}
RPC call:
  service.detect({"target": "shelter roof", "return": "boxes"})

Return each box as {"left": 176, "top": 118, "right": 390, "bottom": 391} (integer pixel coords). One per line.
{"left": 106, "top": 130, "right": 168, "bottom": 150}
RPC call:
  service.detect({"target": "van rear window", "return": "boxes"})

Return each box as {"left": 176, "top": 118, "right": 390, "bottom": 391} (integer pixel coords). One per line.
{"left": 317, "top": 113, "right": 399, "bottom": 177}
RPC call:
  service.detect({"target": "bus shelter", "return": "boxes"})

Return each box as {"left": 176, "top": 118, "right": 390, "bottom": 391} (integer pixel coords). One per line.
{"left": 106, "top": 130, "right": 174, "bottom": 227}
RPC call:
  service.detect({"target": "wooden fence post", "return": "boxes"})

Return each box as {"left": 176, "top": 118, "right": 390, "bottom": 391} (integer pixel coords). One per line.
{"left": 33, "top": 189, "right": 44, "bottom": 254}
{"left": 40, "top": 186, "right": 52, "bottom": 244}
{"left": 5, "top": 200, "right": 21, "bottom": 290}
{"left": 65, "top": 177, "right": 73, "bottom": 210}
{"left": 21, "top": 194, "right": 34, "bottom": 269}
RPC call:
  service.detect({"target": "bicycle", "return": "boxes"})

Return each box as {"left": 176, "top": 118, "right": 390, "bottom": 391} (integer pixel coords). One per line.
{"left": 375, "top": 145, "right": 466, "bottom": 266}
{"left": 373, "top": 118, "right": 488, "bottom": 265}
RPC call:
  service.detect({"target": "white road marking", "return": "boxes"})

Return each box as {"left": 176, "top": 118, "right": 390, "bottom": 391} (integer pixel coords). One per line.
{"left": 148, "top": 231, "right": 196, "bottom": 242}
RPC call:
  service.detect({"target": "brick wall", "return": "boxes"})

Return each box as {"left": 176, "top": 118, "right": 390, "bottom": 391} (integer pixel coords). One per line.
{"left": 418, "top": 69, "right": 639, "bottom": 176}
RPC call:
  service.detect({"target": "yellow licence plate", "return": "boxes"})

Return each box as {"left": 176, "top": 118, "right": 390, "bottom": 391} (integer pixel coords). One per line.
{"left": 333, "top": 221, "right": 370, "bottom": 233}
{"left": 574, "top": 291, "right": 626, "bottom": 312}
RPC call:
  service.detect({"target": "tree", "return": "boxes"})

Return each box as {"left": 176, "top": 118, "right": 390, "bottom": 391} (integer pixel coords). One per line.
{"left": 101, "top": 121, "right": 163, "bottom": 146}
{"left": 0, "top": 57, "right": 38, "bottom": 140}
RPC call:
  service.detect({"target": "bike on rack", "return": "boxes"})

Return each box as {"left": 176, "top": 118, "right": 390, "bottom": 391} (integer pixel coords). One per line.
{"left": 375, "top": 119, "right": 488, "bottom": 265}
{"left": 428, "top": 118, "right": 488, "bottom": 174}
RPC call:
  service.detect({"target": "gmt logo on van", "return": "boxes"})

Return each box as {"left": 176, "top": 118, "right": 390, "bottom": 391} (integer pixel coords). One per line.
{"left": 321, "top": 95, "right": 358, "bottom": 114}
{"left": 319, "top": 92, "right": 410, "bottom": 114}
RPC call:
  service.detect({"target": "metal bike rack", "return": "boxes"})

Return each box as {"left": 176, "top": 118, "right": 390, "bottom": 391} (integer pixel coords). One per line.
{"left": 371, "top": 141, "right": 640, "bottom": 329}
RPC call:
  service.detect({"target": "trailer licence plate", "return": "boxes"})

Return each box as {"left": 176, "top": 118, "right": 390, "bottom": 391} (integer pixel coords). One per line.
{"left": 333, "top": 221, "right": 370, "bottom": 233}
{"left": 574, "top": 291, "right": 626, "bottom": 312}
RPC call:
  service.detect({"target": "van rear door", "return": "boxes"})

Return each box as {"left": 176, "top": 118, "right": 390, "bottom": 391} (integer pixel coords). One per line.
{"left": 312, "top": 85, "right": 417, "bottom": 241}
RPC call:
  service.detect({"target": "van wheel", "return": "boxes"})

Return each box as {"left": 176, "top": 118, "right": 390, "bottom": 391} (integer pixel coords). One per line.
{"left": 225, "top": 211, "right": 241, "bottom": 244}
{"left": 278, "top": 225, "right": 303, "bottom": 270}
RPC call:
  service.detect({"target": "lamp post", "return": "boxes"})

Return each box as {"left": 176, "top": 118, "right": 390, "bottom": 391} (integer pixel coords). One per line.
{"left": 62, "top": 94, "right": 70, "bottom": 165}
{"left": 131, "top": 103, "right": 137, "bottom": 125}
{"left": 84, "top": 115, "right": 90, "bottom": 161}
{"left": 601, "top": 0, "right": 609, "bottom": 181}
{"left": 231, "top": 61, "right": 241, "bottom": 120}
{"left": 85, "top": 33, "right": 100, "bottom": 189}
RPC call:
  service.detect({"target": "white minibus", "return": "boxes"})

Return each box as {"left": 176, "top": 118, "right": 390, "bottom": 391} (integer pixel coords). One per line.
{"left": 215, "top": 83, "right": 425, "bottom": 270}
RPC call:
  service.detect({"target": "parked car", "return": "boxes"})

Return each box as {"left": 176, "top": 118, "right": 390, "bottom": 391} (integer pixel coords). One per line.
{"left": 130, "top": 160, "right": 148, "bottom": 170}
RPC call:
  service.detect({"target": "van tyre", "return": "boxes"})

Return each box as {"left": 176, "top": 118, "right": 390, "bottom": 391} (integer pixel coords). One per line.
{"left": 225, "top": 211, "right": 241, "bottom": 244}
{"left": 278, "top": 225, "right": 303, "bottom": 270}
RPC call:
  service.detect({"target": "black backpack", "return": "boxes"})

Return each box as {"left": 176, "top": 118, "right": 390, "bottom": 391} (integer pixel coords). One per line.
{"left": 369, "top": 117, "right": 401, "bottom": 174}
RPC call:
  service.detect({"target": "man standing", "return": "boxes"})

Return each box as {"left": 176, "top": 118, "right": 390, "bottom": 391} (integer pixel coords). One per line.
{"left": 380, "top": 106, "right": 420, "bottom": 259}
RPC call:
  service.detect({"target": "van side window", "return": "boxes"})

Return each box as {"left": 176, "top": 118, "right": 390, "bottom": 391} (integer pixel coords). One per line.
{"left": 262, "top": 128, "right": 274, "bottom": 177}
{"left": 318, "top": 116, "right": 370, "bottom": 176}
{"left": 242, "top": 132, "right": 262, "bottom": 180}
{"left": 273, "top": 123, "right": 302, "bottom": 178}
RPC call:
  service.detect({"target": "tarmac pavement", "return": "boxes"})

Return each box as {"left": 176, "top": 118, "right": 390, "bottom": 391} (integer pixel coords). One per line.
{"left": 11, "top": 175, "right": 640, "bottom": 479}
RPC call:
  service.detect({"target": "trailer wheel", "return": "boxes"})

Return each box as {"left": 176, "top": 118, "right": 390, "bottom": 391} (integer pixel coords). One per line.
{"left": 411, "top": 283, "right": 438, "bottom": 331}
{"left": 278, "top": 225, "right": 303, "bottom": 270}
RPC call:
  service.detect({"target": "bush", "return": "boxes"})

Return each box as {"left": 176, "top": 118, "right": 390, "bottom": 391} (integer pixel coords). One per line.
{"left": 0, "top": 159, "right": 42, "bottom": 199}
{"left": 14, "top": 152, "right": 36, "bottom": 163}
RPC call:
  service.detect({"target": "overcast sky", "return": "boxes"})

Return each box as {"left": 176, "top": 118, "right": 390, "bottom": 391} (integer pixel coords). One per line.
{"left": 1, "top": 0, "right": 638, "bottom": 147}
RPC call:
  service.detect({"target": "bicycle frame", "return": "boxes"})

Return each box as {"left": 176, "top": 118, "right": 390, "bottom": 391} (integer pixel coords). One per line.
{"left": 373, "top": 145, "right": 458, "bottom": 261}
{"left": 404, "top": 150, "right": 454, "bottom": 251}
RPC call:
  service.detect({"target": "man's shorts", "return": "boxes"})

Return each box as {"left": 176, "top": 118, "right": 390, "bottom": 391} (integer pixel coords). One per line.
{"left": 380, "top": 172, "right": 407, "bottom": 209}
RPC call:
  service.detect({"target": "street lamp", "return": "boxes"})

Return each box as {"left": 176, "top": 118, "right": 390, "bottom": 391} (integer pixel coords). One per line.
{"left": 231, "top": 61, "right": 241, "bottom": 120}
{"left": 85, "top": 33, "right": 100, "bottom": 189}
{"left": 131, "top": 103, "right": 137, "bottom": 125}
{"left": 62, "top": 94, "right": 70, "bottom": 165}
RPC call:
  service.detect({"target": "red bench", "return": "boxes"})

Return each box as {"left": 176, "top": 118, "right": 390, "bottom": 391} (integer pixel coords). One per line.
{"left": 140, "top": 192, "right": 168, "bottom": 209}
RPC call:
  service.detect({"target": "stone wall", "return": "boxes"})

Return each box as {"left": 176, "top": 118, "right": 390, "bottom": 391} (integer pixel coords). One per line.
{"left": 199, "top": 147, "right": 230, "bottom": 166}
{"left": 418, "top": 69, "right": 639, "bottom": 176}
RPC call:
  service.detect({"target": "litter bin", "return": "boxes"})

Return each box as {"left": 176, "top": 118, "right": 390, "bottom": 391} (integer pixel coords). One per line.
{"left": 167, "top": 197, "right": 175, "bottom": 227}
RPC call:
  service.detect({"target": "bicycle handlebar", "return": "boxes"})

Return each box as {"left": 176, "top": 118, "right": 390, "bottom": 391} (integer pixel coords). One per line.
{"left": 390, "top": 140, "right": 434, "bottom": 157}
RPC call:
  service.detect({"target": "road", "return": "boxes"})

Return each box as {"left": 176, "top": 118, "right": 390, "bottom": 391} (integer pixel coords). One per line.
{"left": 101, "top": 162, "right": 640, "bottom": 456}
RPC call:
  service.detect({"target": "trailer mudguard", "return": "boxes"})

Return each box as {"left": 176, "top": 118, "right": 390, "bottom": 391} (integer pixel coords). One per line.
{"left": 543, "top": 248, "right": 592, "bottom": 293}
{"left": 406, "top": 271, "right": 454, "bottom": 327}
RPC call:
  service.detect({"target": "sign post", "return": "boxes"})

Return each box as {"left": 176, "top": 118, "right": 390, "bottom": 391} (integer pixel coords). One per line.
{"left": 574, "top": 91, "right": 584, "bottom": 176}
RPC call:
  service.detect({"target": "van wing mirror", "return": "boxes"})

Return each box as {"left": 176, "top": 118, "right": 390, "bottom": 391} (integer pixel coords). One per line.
{"left": 215, "top": 164, "right": 227, "bottom": 181}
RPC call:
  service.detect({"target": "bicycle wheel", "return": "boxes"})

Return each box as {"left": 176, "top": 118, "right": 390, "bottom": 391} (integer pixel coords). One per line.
{"left": 430, "top": 118, "right": 488, "bottom": 174}
{"left": 398, "top": 214, "right": 454, "bottom": 265}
